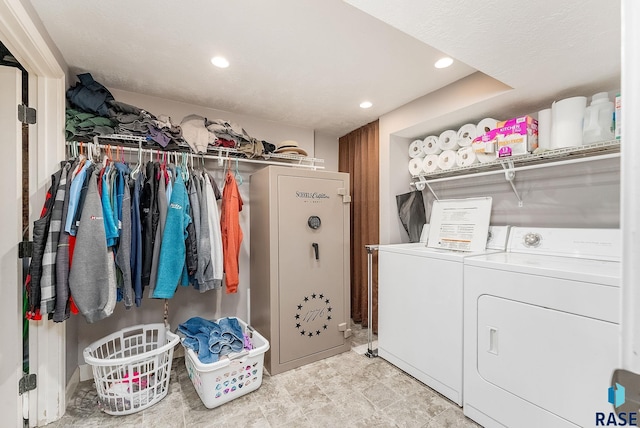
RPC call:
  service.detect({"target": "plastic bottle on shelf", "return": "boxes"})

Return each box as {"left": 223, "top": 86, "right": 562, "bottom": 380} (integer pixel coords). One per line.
{"left": 583, "top": 92, "right": 615, "bottom": 144}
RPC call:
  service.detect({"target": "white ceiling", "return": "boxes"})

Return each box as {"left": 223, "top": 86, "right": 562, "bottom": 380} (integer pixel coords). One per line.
{"left": 29, "top": 0, "right": 620, "bottom": 138}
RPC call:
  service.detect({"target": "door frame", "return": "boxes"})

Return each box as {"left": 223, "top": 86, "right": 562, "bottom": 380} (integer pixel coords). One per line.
{"left": 0, "top": 0, "right": 66, "bottom": 426}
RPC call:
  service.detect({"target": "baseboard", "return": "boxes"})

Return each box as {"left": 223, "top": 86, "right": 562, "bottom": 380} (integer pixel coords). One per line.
{"left": 65, "top": 367, "right": 80, "bottom": 405}
{"left": 79, "top": 364, "right": 94, "bottom": 382}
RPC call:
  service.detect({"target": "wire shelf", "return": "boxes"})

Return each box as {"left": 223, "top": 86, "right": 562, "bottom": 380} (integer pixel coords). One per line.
{"left": 412, "top": 140, "right": 620, "bottom": 180}
{"left": 77, "top": 134, "right": 325, "bottom": 169}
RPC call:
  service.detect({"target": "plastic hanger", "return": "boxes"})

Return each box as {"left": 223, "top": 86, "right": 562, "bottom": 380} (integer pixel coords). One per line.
{"left": 130, "top": 142, "right": 142, "bottom": 180}
{"left": 234, "top": 158, "right": 243, "bottom": 185}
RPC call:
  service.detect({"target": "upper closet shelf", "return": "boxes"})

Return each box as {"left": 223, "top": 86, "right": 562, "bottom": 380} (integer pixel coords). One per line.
{"left": 82, "top": 134, "right": 325, "bottom": 170}
{"left": 410, "top": 139, "right": 620, "bottom": 206}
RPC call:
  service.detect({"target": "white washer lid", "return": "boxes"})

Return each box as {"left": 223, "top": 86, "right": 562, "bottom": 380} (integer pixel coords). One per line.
{"left": 464, "top": 251, "right": 621, "bottom": 287}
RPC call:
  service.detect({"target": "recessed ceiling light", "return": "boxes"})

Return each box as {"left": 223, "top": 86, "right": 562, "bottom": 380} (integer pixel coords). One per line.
{"left": 434, "top": 57, "right": 454, "bottom": 69}
{"left": 360, "top": 101, "right": 373, "bottom": 109}
{"left": 211, "top": 56, "right": 229, "bottom": 68}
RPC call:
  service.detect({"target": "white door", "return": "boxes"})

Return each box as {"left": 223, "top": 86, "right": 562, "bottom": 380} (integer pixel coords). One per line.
{"left": 0, "top": 65, "right": 26, "bottom": 427}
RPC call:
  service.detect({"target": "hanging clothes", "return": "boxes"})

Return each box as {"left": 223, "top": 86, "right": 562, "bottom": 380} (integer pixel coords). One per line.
{"left": 147, "top": 168, "right": 168, "bottom": 297}
{"left": 204, "top": 172, "right": 223, "bottom": 291}
{"left": 186, "top": 173, "right": 201, "bottom": 284}
{"left": 153, "top": 168, "right": 191, "bottom": 299}
{"left": 40, "top": 162, "right": 71, "bottom": 315}
{"left": 131, "top": 173, "right": 144, "bottom": 306}
{"left": 53, "top": 161, "right": 77, "bottom": 322}
{"left": 68, "top": 168, "right": 117, "bottom": 323}
{"left": 220, "top": 170, "right": 243, "bottom": 294}
{"left": 140, "top": 161, "right": 157, "bottom": 291}
{"left": 114, "top": 163, "right": 133, "bottom": 309}
{"left": 26, "top": 167, "right": 63, "bottom": 319}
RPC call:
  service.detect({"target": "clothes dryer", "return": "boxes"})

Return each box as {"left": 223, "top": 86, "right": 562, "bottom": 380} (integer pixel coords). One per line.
{"left": 463, "top": 227, "right": 621, "bottom": 428}
{"left": 377, "top": 225, "right": 510, "bottom": 406}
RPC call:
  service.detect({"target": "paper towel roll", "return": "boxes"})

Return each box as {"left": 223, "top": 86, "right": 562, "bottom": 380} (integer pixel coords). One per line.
{"left": 476, "top": 152, "right": 496, "bottom": 163}
{"left": 408, "top": 139, "right": 425, "bottom": 158}
{"left": 422, "top": 154, "right": 439, "bottom": 173}
{"left": 456, "top": 147, "right": 478, "bottom": 167}
{"left": 438, "top": 130, "right": 459, "bottom": 151}
{"left": 422, "top": 135, "right": 441, "bottom": 155}
{"left": 457, "top": 123, "right": 477, "bottom": 147}
{"left": 408, "top": 158, "right": 423, "bottom": 176}
{"left": 437, "top": 150, "right": 457, "bottom": 170}
{"left": 477, "top": 118, "right": 498, "bottom": 135}
{"left": 551, "top": 96, "right": 586, "bottom": 148}
{"left": 537, "top": 108, "right": 552, "bottom": 150}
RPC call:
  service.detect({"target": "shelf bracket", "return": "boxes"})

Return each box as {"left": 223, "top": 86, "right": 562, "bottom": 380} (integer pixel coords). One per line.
{"left": 501, "top": 160, "right": 523, "bottom": 207}
{"left": 413, "top": 179, "right": 439, "bottom": 200}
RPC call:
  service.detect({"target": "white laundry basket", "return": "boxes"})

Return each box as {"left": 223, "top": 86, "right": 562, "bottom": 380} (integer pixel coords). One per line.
{"left": 183, "top": 318, "right": 269, "bottom": 409}
{"left": 83, "top": 323, "right": 180, "bottom": 415}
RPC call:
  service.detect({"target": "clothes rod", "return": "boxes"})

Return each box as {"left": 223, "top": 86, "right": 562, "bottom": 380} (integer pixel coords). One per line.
{"left": 65, "top": 141, "right": 325, "bottom": 170}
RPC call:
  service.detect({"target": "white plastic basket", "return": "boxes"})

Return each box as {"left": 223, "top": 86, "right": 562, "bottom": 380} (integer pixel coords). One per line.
{"left": 83, "top": 323, "right": 180, "bottom": 415}
{"left": 183, "top": 317, "right": 270, "bottom": 409}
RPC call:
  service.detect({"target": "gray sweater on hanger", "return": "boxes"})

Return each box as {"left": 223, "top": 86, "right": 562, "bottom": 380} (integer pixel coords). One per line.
{"left": 69, "top": 169, "right": 117, "bottom": 323}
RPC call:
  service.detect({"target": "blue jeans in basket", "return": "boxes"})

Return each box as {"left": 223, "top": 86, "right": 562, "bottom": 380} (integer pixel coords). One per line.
{"left": 178, "top": 317, "right": 244, "bottom": 364}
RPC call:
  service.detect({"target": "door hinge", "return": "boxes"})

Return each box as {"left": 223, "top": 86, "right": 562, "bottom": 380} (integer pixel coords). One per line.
{"left": 18, "top": 104, "right": 36, "bottom": 125}
{"left": 18, "top": 241, "right": 33, "bottom": 259}
{"left": 338, "top": 322, "right": 352, "bottom": 338}
{"left": 337, "top": 188, "right": 351, "bottom": 203}
{"left": 19, "top": 373, "right": 36, "bottom": 395}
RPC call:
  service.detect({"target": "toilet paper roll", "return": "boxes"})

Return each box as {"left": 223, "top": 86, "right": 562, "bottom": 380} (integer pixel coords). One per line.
{"left": 477, "top": 118, "right": 498, "bottom": 135}
{"left": 438, "top": 130, "right": 459, "bottom": 151}
{"left": 408, "top": 139, "right": 425, "bottom": 158}
{"left": 457, "top": 123, "right": 477, "bottom": 147}
{"left": 476, "top": 152, "right": 496, "bottom": 163}
{"left": 437, "top": 150, "right": 457, "bottom": 171}
{"left": 422, "top": 154, "right": 439, "bottom": 173}
{"left": 408, "top": 158, "right": 424, "bottom": 176}
{"left": 456, "top": 147, "right": 478, "bottom": 167}
{"left": 422, "top": 135, "right": 441, "bottom": 155}
{"left": 537, "top": 108, "right": 552, "bottom": 150}
{"left": 551, "top": 96, "right": 587, "bottom": 148}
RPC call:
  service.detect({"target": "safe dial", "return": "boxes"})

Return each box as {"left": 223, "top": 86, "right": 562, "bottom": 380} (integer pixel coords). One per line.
{"left": 308, "top": 216, "right": 321, "bottom": 230}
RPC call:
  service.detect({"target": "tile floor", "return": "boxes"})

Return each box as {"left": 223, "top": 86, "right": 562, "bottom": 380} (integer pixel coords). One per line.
{"left": 47, "top": 323, "right": 481, "bottom": 427}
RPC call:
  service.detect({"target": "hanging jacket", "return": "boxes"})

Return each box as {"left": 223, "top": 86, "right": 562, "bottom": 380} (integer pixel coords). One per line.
{"left": 100, "top": 166, "right": 119, "bottom": 247}
{"left": 40, "top": 162, "right": 71, "bottom": 315}
{"left": 205, "top": 173, "right": 223, "bottom": 291}
{"left": 140, "top": 161, "right": 156, "bottom": 288}
{"left": 148, "top": 172, "right": 168, "bottom": 297}
{"left": 153, "top": 169, "right": 191, "bottom": 299}
{"left": 220, "top": 171, "right": 243, "bottom": 294}
{"left": 64, "top": 159, "right": 91, "bottom": 236}
{"left": 131, "top": 173, "right": 143, "bottom": 306}
{"left": 114, "top": 165, "right": 133, "bottom": 309}
{"left": 68, "top": 169, "right": 117, "bottom": 323}
{"left": 196, "top": 173, "right": 214, "bottom": 290}
{"left": 187, "top": 173, "right": 201, "bottom": 283}
{"left": 27, "top": 168, "right": 63, "bottom": 318}
{"left": 53, "top": 161, "right": 77, "bottom": 322}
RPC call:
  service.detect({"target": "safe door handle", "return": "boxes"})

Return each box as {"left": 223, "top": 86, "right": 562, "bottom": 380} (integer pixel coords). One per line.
{"left": 312, "top": 243, "right": 319, "bottom": 260}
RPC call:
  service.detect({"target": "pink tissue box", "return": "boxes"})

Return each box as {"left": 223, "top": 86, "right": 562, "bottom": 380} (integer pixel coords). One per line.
{"left": 472, "top": 115, "right": 538, "bottom": 158}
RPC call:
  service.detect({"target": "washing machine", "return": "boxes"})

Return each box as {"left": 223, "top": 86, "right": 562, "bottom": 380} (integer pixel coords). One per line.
{"left": 463, "top": 227, "right": 621, "bottom": 428}
{"left": 377, "top": 225, "right": 510, "bottom": 406}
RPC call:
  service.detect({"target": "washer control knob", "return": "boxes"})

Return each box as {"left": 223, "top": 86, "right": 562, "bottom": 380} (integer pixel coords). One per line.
{"left": 523, "top": 232, "right": 542, "bottom": 248}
